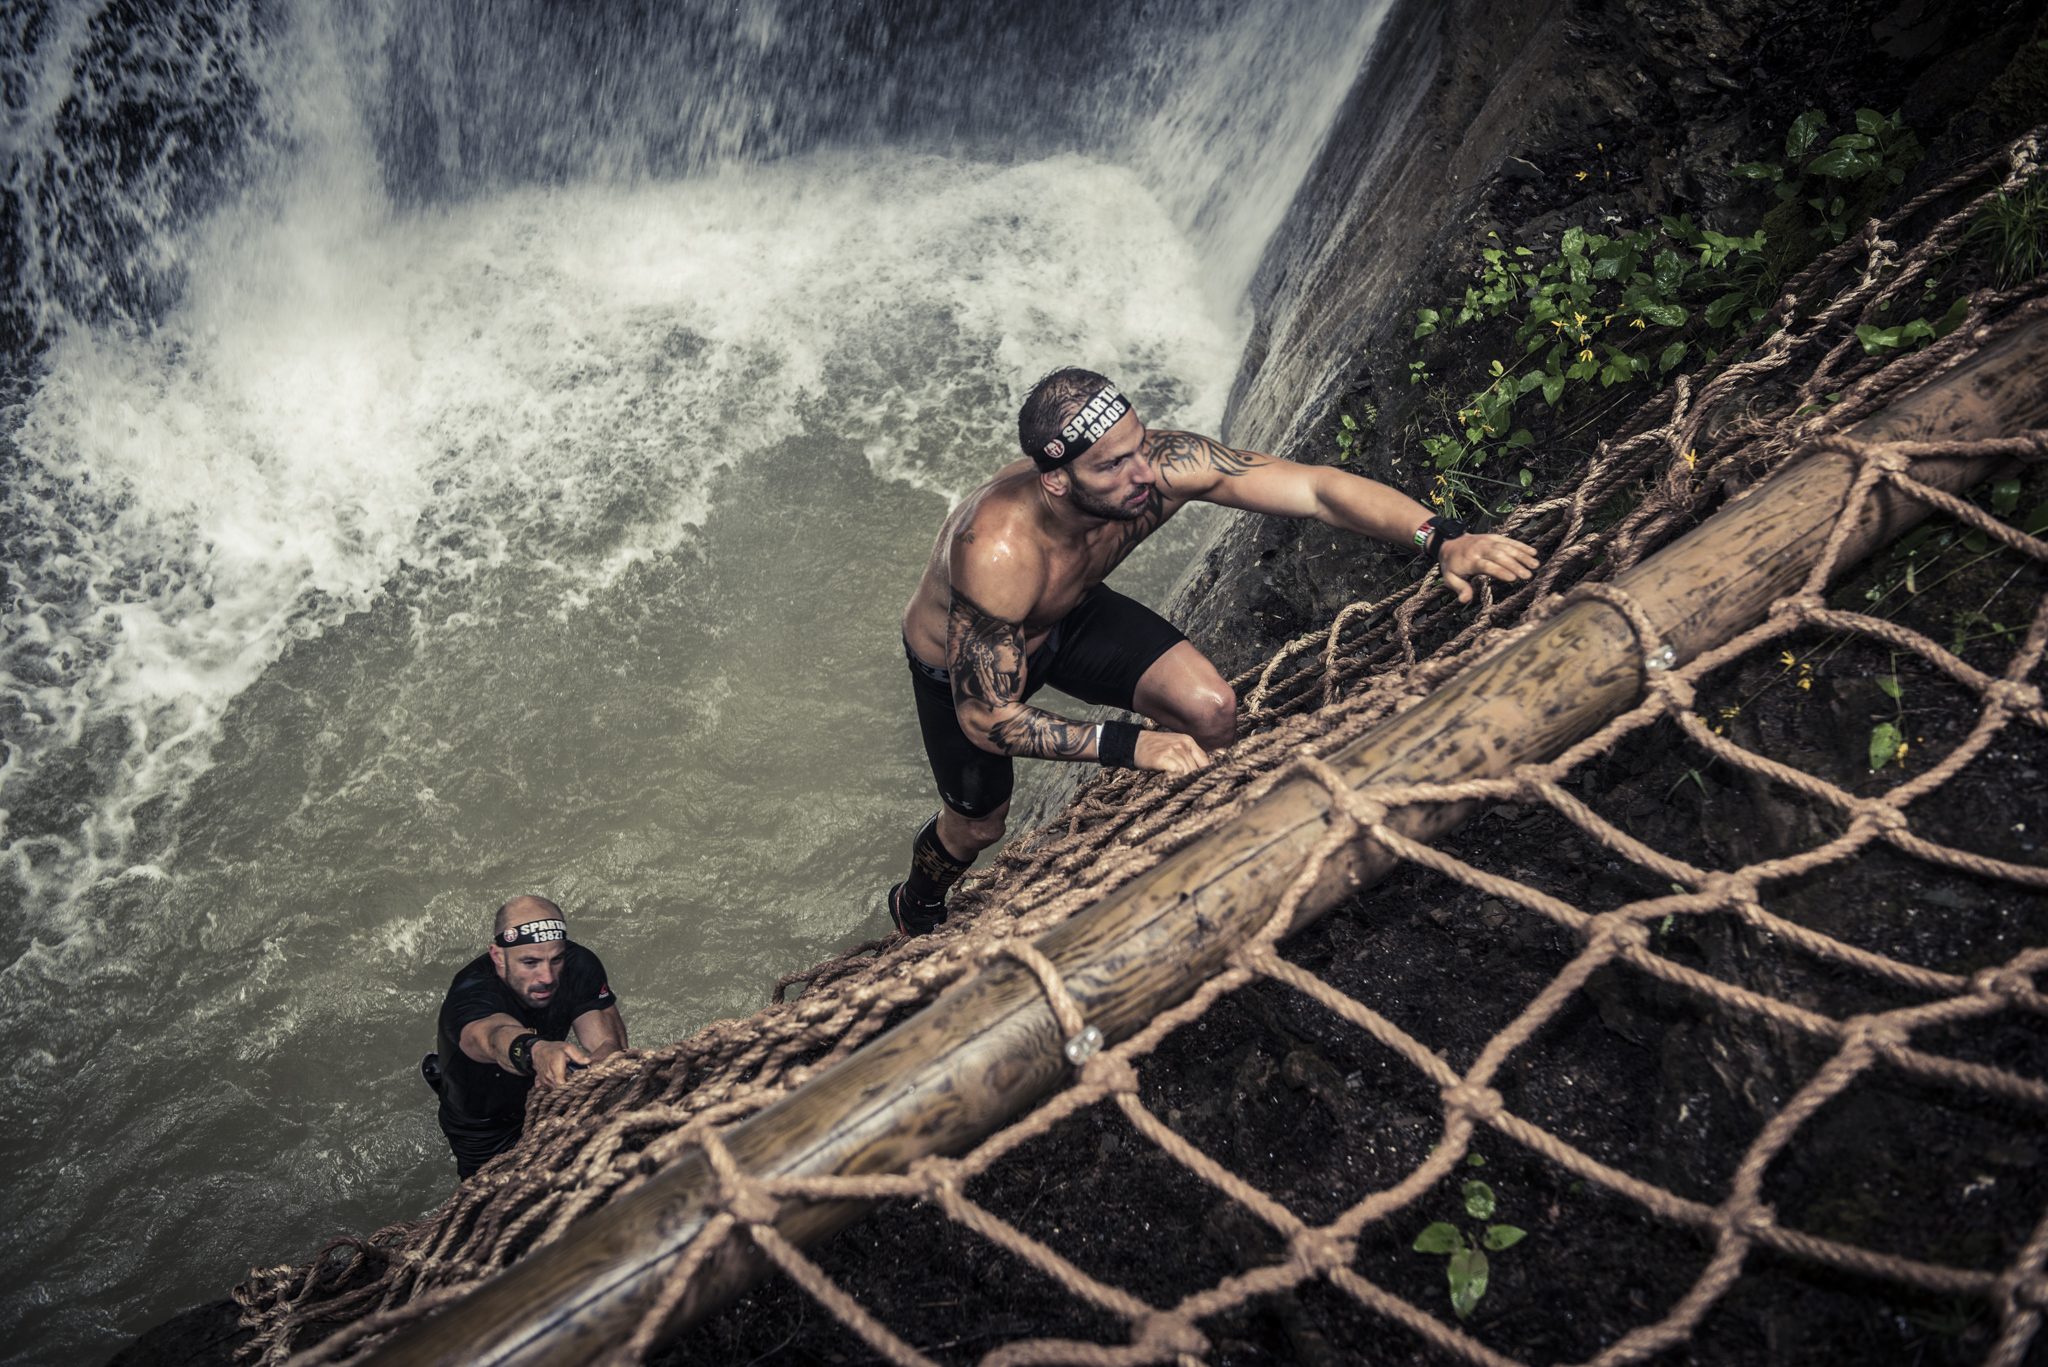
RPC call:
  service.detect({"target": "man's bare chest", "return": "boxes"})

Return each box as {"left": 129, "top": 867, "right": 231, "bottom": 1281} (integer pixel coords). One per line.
{"left": 1015, "top": 537, "right": 1128, "bottom": 634}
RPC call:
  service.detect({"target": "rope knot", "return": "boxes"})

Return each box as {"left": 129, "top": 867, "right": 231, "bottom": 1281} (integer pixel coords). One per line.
{"left": 1718, "top": 1197, "right": 1776, "bottom": 1235}
{"left": 1648, "top": 671, "right": 1696, "bottom": 712}
{"left": 1869, "top": 445, "right": 1913, "bottom": 474}
{"left": 1592, "top": 916, "right": 1652, "bottom": 952}
{"left": 1339, "top": 791, "right": 1390, "bottom": 827}
{"left": 2008, "top": 1269, "right": 2048, "bottom": 1311}
{"left": 908, "top": 1154, "right": 964, "bottom": 1195}
{"left": 1288, "top": 1227, "right": 1355, "bottom": 1274}
{"left": 1851, "top": 802, "right": 1911, "bottom": 836}
{"left": 1135, "top": 1312, "right": 1209, "bottom": 1357}
{"left": 1700, "top": 870, "right": 1754, "bottom": 904}
{"left": 721, "top": 1178, "right": 781, "bottom": 1227}
{"left": 1971, "top": 964, "right": 2034, "bottom": 999}
{"left": 1986, "top": 679, "right": 2044, "bottom": 712}
{"left": 1441, "top": 1083, "right": 1504, "bottom": 1122}
{"left": 1080, "top": 1052, "right": 1140, "bottom": 1095}
{"left": 1839, "top": 1015, "right": 1909, "bottom": 1052}
{"left": 1768, "top": 593, "right": 1827, "bottom": 621}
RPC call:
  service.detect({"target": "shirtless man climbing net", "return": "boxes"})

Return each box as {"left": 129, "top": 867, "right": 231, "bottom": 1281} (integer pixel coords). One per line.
{"left": 887, "top": 367, "right": 1542, "bottom": 934}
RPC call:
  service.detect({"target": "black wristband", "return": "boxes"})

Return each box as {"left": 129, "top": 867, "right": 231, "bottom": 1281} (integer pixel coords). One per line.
{"left": 1423, "top": 515, "right": 1467, "bottom": 563}
{"left": 507, "top": 1032, "right": 539, "bottom": 1077}
{"left": 1098, "top": 720, "right": 1142, "bottom": 769}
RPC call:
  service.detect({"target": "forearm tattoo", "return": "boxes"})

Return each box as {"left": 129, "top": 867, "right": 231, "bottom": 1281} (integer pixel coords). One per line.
{"left": 947, "top": 589, "right": 1096, "bottom": 760}
{"left": 986, "top": 709, "right": 1097, "bottom": 759}
{"left": 1148, "top": 430, "right": 1262, "bottom": 493}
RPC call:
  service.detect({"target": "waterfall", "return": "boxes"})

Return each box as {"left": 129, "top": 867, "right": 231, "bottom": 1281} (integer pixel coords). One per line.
{"left": 0, "top": 2, "right": 1386, "bottom": 1360}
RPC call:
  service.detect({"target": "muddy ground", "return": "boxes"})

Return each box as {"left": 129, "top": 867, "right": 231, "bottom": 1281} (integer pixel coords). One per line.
{"left": 648, "top": 524, "right": 2048, "bottom": 1367}
{"left": 641, "top": 2, "right": 2048, "bottom": 1362}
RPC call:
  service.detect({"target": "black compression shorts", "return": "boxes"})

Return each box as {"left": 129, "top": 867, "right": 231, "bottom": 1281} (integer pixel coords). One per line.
{"left": 907, "top": 585, "right": 1187, "bottom": 819}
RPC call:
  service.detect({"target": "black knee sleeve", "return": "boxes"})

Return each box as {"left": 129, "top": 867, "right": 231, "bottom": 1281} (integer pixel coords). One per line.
{"left": 904, "top": 812, "right": 973, "bottom": 904}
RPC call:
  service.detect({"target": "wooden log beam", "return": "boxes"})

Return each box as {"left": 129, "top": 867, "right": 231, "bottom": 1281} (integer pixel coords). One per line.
{"left": 355, "top": 320, "right": 2048, "bottom": 1367}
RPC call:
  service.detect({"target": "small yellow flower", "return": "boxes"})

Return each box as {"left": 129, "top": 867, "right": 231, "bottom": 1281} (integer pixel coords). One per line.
{"left": 1578, "top": 348, "right": 1594, "bottom": 363}
{"left": 1573, "top": 312, "right": 1588, "bottom": 325}
{"left": 1597, "top": 142, "right": 1605, "bottom": 151}
{"left": 1798, "top": 676, "right": 1812, "bottom": 691}
{"left": 1896, "top": 742, "right": 1910, "bottom": 763}
{"left": 1574, "top": 170, "right": 1588, "bottom": 182}
{"left": 1683, "top": 448, "right": 1698, "bottom": 469}
{"left": 1779, "top": 651, "right": 1796, "bottom": 669}
{"left": 1718, "top": 705, "right": 1740, "bottom": 718}
{"left": 1630, "top": 317, "right": 1647, "bottom": 328}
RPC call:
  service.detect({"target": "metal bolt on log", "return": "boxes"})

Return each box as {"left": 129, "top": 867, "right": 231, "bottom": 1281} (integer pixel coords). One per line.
{"left": 350, "top": 319, "right": 2048, "bottom": 1367}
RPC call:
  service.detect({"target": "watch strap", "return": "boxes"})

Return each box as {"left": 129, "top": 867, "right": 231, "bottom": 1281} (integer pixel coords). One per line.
{"left": 507, "top": 1032, "right": 540, "bottom": 1077}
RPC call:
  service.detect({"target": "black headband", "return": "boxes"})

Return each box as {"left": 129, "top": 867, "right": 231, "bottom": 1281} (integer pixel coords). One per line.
{"left": 1035, "top": 384, "right": 1131, "bottom": 471}
{"left": 498, "top": 918, "right": 566, "bottom": 947}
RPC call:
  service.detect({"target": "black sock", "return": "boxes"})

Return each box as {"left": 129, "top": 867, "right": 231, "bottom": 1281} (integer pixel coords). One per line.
{"left": 904, "top": 813, "right": 972, "bottom": 905}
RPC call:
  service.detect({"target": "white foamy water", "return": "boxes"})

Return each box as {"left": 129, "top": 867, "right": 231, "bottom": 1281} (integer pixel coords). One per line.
{"left": 0, "top": 1, "right": 1383, "bottom": 1360}
{"left": 0, "top": 150, "right": 1241, "bottom": 1360}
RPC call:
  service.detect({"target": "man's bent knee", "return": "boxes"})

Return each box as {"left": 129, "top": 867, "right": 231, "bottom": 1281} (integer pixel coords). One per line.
{"left": 1135, "top": 644, "right": 1237, "bottom": 752}
{"left": 1192, "top": 683, "right": 1238, "bottom": 751}
{"left": 939, "top": 802, "right": 1008, "bottom": 855}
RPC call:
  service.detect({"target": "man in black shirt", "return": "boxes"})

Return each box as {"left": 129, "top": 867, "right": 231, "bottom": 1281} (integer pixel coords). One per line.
{"left": 425, "top": 895, "right": 627, "bottom": 1179}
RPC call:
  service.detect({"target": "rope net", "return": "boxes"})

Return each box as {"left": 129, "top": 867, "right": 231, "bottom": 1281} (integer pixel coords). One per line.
{"left": 235, "top": 129, "right": 2048, "bottom": 1367}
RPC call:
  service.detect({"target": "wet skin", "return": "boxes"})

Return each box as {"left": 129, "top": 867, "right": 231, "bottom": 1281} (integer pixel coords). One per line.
{"left": 900, "top": 404, "right": 1541, "bottom": 861}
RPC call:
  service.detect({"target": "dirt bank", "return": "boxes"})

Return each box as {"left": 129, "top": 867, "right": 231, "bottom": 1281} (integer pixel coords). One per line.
{"left": 649, "top": 0, "right": 2048, "bottom": 1363}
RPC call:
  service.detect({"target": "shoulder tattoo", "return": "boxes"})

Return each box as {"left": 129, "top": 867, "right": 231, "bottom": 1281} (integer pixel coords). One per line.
{"left": 1147, "top": 431, "right": 1263, "bottom": 491}
{"left": 947, "top": 589, "right": 1026, "bottom": 710}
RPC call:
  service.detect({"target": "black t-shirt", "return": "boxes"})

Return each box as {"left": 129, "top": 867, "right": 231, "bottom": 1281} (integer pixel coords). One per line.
{"left": 434, "top": 943, "right": 616, "bottom": 1146}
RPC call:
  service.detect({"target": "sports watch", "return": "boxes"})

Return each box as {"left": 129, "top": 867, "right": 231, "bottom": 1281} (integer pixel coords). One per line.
{"left": 507, "top": 1032, "right": 540, "bottom": 1077}
{"left": 1413, "top": 514, "right": 1468, "bottom": 562}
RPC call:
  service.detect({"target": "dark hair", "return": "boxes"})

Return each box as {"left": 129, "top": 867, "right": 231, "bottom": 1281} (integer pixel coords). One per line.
{"left": 1018, "top": 367, "right": 1113, "bottom": 466}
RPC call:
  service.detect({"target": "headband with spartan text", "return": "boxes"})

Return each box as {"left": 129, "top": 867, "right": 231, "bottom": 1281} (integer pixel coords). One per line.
{"left": 1035, "top": 384, "right": 1132, "bottom": 471}
{"left": 499, "top": 918, "right": 566, "bottom": 947}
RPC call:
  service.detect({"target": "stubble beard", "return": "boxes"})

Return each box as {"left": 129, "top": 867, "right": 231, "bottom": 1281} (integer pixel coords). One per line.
{"left": 1067, "top": 478, "right": 1148, "bottom": 523}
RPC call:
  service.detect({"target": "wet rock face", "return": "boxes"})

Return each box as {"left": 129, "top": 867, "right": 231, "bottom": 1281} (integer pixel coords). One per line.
{"left": 1194, "top": 0, "right": 2030, "bottom": 480}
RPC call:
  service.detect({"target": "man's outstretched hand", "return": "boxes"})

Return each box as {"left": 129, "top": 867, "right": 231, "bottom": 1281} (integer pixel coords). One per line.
{"left": 1439, "top": 532, "right": 1542, "bottom": 604}
{"left": 533, "top": 1039, "right": 592, "bottom": 1089}
{"left": 1134, "top": 730, "right": 1211, "bottom": 775}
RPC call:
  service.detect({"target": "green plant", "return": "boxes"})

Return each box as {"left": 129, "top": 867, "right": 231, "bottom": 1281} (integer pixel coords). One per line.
{"left": 1334, "top": 405, "right": 1378, "bottom": 464}
{"left": 1666, "top": 766, "right": 1707, "bottom": 799}
{"left": 1412, "top": 1158, "right": 1527, "bottom": 1320}
{"left": 1736, "top": 107, "right": 1920, "bottom": 244}
{"left": 1853, "top": 296, "right": 1970, "bottom": 355}
{"left": 1869, "top": 660, "right": 1907, "bottom": 770}
{"left": 1408, "top": 213, "right": 1772, "bottom": 517}
{"left": 1407, "top": 107, "right": 1928, "bottom": 524}
{"left": 1968, "top": 176, "right": 2048, "bottom": 289}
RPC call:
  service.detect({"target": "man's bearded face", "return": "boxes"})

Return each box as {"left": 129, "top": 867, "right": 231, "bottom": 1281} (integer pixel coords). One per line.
{"left": 492, "top": 941, "right": 566, "bottom": 1010}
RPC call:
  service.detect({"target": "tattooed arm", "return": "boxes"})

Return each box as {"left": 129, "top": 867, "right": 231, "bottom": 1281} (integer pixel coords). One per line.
{"left": 945, "top": 587, "right": 1100, "bottom": 759}
{"left": 1145, "top": 429, "right": 1543, "bottom": 603}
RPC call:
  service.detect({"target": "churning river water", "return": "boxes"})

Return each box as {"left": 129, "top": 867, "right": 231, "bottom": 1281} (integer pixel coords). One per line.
{"left": 0, "top": 1, "right": 1387, "bottom": 1360}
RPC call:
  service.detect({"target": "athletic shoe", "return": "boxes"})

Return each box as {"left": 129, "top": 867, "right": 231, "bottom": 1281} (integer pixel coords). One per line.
{"left": 420, "top": 1052, "right": 442, "bottom": 1094}
{"left": 888, "top": 882, "right": 948, "bottom": 936}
